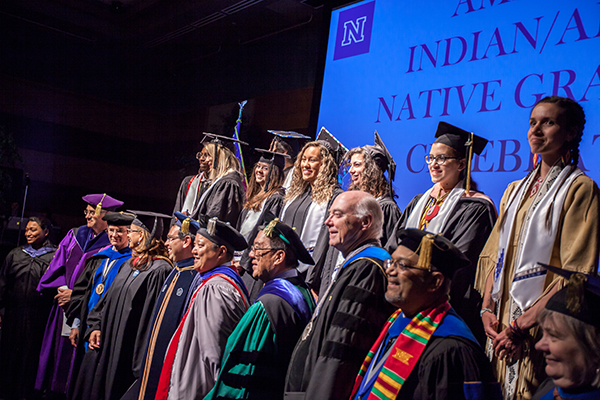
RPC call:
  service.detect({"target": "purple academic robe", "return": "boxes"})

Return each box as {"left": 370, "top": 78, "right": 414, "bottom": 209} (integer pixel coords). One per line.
{"left": 35, "top": 225, "right": 110, "bottom": 394}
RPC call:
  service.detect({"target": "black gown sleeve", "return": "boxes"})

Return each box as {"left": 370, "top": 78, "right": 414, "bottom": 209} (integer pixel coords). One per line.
{"left": 66, "top": 256, "right": 103, "bottom": 325}
{"left": 378, "top": 196, "right": 402, "bottom": 246}
{"left": 384, "top": 195, "right": 422, "bottom": 253}
{"left": 400, "top": 336, "right": 501, "bottom": 400}
{"left": 203, "top": 173, "right": 245, "bottom": 226}
{"left": 303, "top": 258, "right": 396, "bottom": 400}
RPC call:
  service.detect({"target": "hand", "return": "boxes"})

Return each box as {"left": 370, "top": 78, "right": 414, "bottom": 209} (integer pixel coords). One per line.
{"left": 482, "top": 310, "right": 499, "bottom": 340}
{"left": 492, "top": 327, "right": 518, "bottom": 361}
{"left": 69, "top": 328, "right": 79, "bottom": 347}
{"left": 89, "top": 330, "right": 101, "bottom": 350}
{"left": 55, "top": 287, "right": 72, "bottom": 307}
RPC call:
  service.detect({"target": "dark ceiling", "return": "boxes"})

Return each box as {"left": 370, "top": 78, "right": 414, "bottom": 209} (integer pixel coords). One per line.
{"left": 1, "top": 0, "right": 349, "bottom": 113}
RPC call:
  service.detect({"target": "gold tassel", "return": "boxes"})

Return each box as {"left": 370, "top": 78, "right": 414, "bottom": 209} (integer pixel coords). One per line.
{"left": 263, "top": 218, "right": 280, "bottom": 238}
{"left": 182, "top": 218, "right": 190, "bottom": 235}
{"left": 95, "top": 193, "right": 107, "bottom": 216}
{"left": 566, "top": 273, "right": 587, "bottom": 314}
{"left": 416, "top": 234, "right": 435, "bottom": 271}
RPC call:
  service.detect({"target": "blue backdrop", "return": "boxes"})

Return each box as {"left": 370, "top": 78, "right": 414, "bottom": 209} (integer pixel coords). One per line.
{"left": 317, "top": 0, "right": 600, "bottom": 208}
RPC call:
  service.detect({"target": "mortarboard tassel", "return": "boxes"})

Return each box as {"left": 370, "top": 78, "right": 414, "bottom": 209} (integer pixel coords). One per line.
{"left": 566, "top": 273, "right": 587, "bottom": 314}
{"left": 95, "top": 193, "right": 107, "bottom": 216}
{"left": 182, "top": 218, "right": 190, "bottom": 235}
{"left": 416, "top": 233, "right": 435, "bottom": 271}
{"left": 264, "top": 164, "right": 273, "bottom": 193}
{"left": 465, "top": 132, "right": 474, "bottom": 194}
{"left": 263, "top": 218, "right": 279, "bottom": 238}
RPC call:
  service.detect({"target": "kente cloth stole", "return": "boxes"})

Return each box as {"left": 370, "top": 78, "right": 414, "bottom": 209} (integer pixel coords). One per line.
{"left": 353, "top": 301, "right": 451, "bottom": 400}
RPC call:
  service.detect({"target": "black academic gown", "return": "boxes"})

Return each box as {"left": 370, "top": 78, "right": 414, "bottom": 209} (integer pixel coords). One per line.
{"left": 397, "top": 336, "right": 499, "bottom": 399}
{"left": 386, "top": 194, "right": 497, "bottom": 346}
{"left": 71, "top": 257, "right": 172, "bottom": 400}
{"left": 299, "top": 186, "right": 343, "bottom": 292}
{"left": 0, "top": 245, "right": 56, "bottom": 400}
{"left": 194, "top": 171, "right": 245, "bottom": 226}
{"left": 171, "top": 174, "right": 210, "bottom": 223}
{"left": 121, "top": 258, "right": 199, "bottom": 400}
{"left": 378, "top": 195, "right": 401, "bottom": 246}
{"left": 285, "top": 242, "right": 396, "bottom": 400}
{"left": 237, "top": 190, "right": 285, "bottom": 303}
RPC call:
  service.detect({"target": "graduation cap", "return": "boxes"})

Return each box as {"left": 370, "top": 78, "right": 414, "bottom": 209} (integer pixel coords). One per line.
{"left": 128, "top": 210, "right": 171, "bottom": 245}
{"left": 173, "top": 211, "right": 199, "bottom": 237}
{"left": 396, "top": 228, "right": 470, "bottom": 279}
{"left": 255, "top": 148, "right": 290, "bottom": 192}
{"left": 364, "top": 131, "right": 397, "bottom": 196}
{"left": 268, "top": 130, "right": 311, "bottom": 158}
{"left": 538, "top": 263, "right": 600, "bottom": 328}
{"left": 82, "top": 193, "right": 124, "bottom": 216}
{"left": 434, "top": 122, "right": 488, "bottom": 193}
{"left": 202, "top": 132, "right": 249, "bottom": 171}
{"left": 261, "top": 213, "right": 314, "bottom": 265}
{"left": 102, "top": 211, "right": 136, "bottom": 227}
{"left": 194, "top": 214, "right": 247, "bottom": 254}
{"left": 316, "top": 127, "right": 348, "bottom": 167}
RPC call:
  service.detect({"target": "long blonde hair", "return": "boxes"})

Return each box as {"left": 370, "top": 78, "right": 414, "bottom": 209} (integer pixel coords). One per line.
{"left": 205, "top": 143, "right": 241, "bottom": 181}
{"left": 284, "top": 142, "right": 337, "bottom": 205}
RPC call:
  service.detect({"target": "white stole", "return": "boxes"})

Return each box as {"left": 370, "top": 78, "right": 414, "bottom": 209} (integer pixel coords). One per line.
{"left": 405, "top": 183, "right": 465, "bottom": 232}
{"left": 491, "top": 165, "right": 582, "bottom": 311}
{"left": 182, "top": 174, "right": 202, "bottom": 215}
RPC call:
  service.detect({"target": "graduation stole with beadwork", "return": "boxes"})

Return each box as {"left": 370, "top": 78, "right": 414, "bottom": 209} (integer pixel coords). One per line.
{"left": 352, "top": 300, "right": 451, "bottom": 400}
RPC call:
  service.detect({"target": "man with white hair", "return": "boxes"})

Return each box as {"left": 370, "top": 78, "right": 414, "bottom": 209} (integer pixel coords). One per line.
{"left": 285, "top": 191, "right": 396, "bottom": 400}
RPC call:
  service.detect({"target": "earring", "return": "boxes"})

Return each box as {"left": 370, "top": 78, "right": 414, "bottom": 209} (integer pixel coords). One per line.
{"left": 533, "top": 153, "right": 540, "bottom": 167}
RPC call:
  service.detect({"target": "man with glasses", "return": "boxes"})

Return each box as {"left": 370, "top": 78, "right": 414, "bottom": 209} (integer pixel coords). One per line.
{"left": 172, "top": 143, "right": 211, "bottom": 224}
{"left": 123, "top": 212, "right": 201, "bottom": 400}
{"left": 350, "top": 228, "right": 501, "bottom": 400}
{"left": 285, "top": 191, "right": 396, "bottom": 400}
{"left": 66, "top": 211, "right": 134, "bottom": 398}
{"left": 205, "top": 217, "right": 315, "bottom": 399}
{"left": 35, "top": 193, "right": 123, "bottom": 397}
{"left": 155, "top": 215, "right": 249, "bottom": 400}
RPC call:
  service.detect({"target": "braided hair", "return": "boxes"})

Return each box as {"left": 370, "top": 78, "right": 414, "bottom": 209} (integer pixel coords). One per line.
{"left": 499, "top": 96, "right": 586, "bottom": 231}
{"left": 535, "top": 96, "right": 586, "bottom": 167}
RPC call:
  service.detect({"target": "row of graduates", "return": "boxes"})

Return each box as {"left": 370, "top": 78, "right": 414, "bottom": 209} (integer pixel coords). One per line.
{"left": 1, "top": 95, "right": 598, "bottom": 399}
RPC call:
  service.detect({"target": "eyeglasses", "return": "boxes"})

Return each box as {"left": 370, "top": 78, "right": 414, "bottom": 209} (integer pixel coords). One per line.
{"left": 196, "top": 152, "right": 210, "bottom": 160}
{"left": 424, "top": 154, "right": 460, "bottom": 165}
{"left": 127, "top": 228, "right": 143, "bottom": 234}
{"left": 83, "top": 209, "right": 98, "bottom": 217}
{"left": 165, "top": 235, "right": 180, "bottom": 242}
{"left": 384, "top": 258, "right": 419, "bottom": 271}
{"left": 250, "top": 246, "right": 282, "bottom": 258}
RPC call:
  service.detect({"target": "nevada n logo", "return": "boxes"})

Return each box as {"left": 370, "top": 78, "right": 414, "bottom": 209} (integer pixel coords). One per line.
{"left": 334, "top": 1, "right": 375, "bottom": 60}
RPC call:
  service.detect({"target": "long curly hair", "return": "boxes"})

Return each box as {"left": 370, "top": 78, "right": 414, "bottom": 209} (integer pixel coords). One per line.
{"left": 244, "top": 161, "right": 284, "bottom": 212}
{"left": 345, "top": 147, "right": 390, "bottom": 198}
{"left": 284, "top": 142, "right": 337, "bottom": 205}
{"left": 131, "top": 229, "right": 171, "bottom": 270}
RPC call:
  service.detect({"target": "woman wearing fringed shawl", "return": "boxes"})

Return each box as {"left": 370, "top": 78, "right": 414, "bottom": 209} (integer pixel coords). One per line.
{"left": 476, "top": 96, "right": 600, "bottom": 400}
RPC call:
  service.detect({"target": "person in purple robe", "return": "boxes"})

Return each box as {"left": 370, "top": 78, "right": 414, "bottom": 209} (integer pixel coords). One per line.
{"left": 35, "top": 193, "right": 123, "bottom": 397}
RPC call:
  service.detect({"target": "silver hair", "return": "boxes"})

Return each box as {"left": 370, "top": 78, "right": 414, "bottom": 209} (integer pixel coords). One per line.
{"left": 354, "top": 193, "right": 383, "bottom": 240}
{"left": 538, "top": 308, "right": 600, "bottom": 388}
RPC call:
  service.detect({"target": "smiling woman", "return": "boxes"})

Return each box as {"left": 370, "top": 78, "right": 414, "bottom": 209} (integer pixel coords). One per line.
{"left": 280, "top": 141, "right": 341, "bottom": 286}
{"left": 476, "top": 96, "right": 600, "bottom": 399}
{"left": 0, "top": 217, "right": 56, "bottom": 400}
